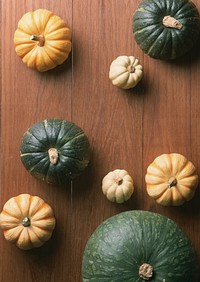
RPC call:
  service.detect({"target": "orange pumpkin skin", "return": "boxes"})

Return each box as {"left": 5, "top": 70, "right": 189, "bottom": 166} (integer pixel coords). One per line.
{"left": 145, "top": 153, "right": 198, "bottom": 206}
{"left": 14, "top": 9, "right": 72, "bottom": 72}
{"left": 0, "top": 194, "right": 56, "bottom": 250}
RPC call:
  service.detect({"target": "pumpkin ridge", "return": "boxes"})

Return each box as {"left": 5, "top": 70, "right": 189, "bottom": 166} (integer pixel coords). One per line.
{"left": 13, "top": 196, "right": 25, "bottom": 218}
{"left": 16, "top": 228, "right": 24, "bottom": 244}
{"left": 26, "top": 229, "right": 35, "bottom": 249}
{"left": 146, "top": 28, "right": 166, "bottom": 56}
{"left": 28, "top": 156, "right": 49, "bottom": 174}
{"left": 27, "top": 129, "right": 49, "bottom": 149}
{"left": 43, "top": 119, "right": 57, "bottom": 147}
{"left": 31, "top": 217, "right": 55, "bottom": 231}
{"left": 57, "top": 132, "right": 88, "bottom": 150}
{"left": 137, "top": 4, "right": 162, "bottom": 15}
{"left": 30, "top": 228, "right": 45, "bottom": 243}
{"left": 26, "top": 194, "right": 33, "bottom": 219}
{"left": 42, "top": 47, "right": 58, "bottom": 66}
{"left": 22, "top": 130, "right": 47, "bottom": 150}
{"left": 176, "top": 159, "right": 196, "bottom": 178}
{"left": 36, "top": 10, "right": 53, "bottom": 35}
{"left": 160, "top": 29, "right": 173, "bottom": 58}
{"left": 176, "top": 185, "right": 193, "bottom": 200}
{"left": 29, "top": 198, "right": 45, "bottom": 217}
{"left": 45, "top": 27, "right": 71, "bottom": 40}
{"left": 174, "top": 1, "right": 197, "bottom": 17}
{"left": 148, "top": 162, "right": 166, "bottom": 176}
{"left": 44, "top": 16, "right": 66, "bottom": 34}
{"left": 1, "top": 210, "right": 20, "bottom": 223}
{"left": 59, "top": 151, "right": 89, "bottom": 163}
{"left": 44, "top": 43, "right": 70, "bottom": 57}
{"left": 30, "top": 11, "right": 41, "bottom": 36}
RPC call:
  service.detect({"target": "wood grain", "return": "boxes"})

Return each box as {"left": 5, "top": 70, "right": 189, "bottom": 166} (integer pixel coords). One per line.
{"left": 1, "top": 0, "right": 200, "bottom": 281}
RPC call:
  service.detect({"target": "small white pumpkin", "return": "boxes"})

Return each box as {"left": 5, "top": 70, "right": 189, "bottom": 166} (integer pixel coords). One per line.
{"left": 102, "top": 169, "right": 134, "bottom": 203}
{"left": 109, "top": 55, "right": 143, "bottom": 89}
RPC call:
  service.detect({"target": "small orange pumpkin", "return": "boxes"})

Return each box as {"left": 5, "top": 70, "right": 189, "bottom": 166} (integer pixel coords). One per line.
{"left": 0, "top": 194, "right": 56, "bottom": 250}
{"left": 14, "top": 9, "right": 72, "bottom": 72}
{"left": 145, "top": 153, "right": 198, "bottom": 206}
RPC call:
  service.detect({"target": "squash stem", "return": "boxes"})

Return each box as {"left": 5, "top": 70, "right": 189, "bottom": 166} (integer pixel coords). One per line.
{"left": 116, "top": 177, "right": 123, "bottom": 185}
{"left": 30, "top": 35, "right": 45, "bottom": 47}
{"left": 48, "top": 148, "right": 59, "bottom": 165}
{"left": 168, "top": 177, "right": 177, "bottom": 188}
{"left": 139, "top": 263, "right": 153, "bottom": 280}
{"left": 22, "top": 217, "right": 31, "bottom": 227}
{"left": 127, "top": 65, "right": 135, "bottom": 73}
{"left": 162, "top": 16, "right": 183, "bottom": 30}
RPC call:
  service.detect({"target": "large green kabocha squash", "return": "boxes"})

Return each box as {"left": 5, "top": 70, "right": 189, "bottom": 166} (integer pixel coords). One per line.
{"left": 20, "top": 119, "right": 90, "bottom": 185}
{"left": 132, "top": 0, "right": 200, "bottom": 60}
{"left": 82, "top": 211, "right": 197, "bottom": 282}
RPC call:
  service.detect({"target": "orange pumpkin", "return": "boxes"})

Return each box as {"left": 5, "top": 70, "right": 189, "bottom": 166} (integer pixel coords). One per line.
{"left": 145, "top": 153, "right": 198, "bottom": 206}
{"left": 14, "top": 9, "right": 72, "bottom": 72}
{"left": 0, "top": 194, "right": 56, "bottom": 250}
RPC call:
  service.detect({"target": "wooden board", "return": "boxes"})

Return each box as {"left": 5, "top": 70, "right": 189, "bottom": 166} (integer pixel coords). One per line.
{"left": 1, "top": 0, "right": 200, "bottom": 281}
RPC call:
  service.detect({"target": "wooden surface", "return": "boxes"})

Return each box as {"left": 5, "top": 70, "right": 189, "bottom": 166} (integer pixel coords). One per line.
{"left": 1, "top": 0, "right": 200, "bottom": 281}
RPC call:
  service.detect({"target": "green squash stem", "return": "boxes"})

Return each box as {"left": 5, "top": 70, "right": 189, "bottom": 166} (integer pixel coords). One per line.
{"left": 139, "top": 263, "right": 153, "bottom": 280}
{"left": 48, "top": 148, "right": 59, "bottom": 165}
{"left": 162, "top": 16, "right": 183, "bottom": 30}
{"left": 30, "top": 35, "right": 45, "bottom": 46}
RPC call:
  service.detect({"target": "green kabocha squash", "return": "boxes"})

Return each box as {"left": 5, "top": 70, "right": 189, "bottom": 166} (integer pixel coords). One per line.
{"left": 132, "top": 0, "right": 200, "bottom": 60}
{"left": 82, "top": 210, "right": 197, "bottom": 282}
{"left": 20, "top": 119, "right": 90, "bottom": 185}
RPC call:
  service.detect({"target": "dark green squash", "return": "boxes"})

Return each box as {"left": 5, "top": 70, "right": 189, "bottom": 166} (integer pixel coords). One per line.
{"left": 20, "top": 119, "right": 90, "bottom": 185}
{"left": 82, "top": 210, "right": 197, "bottom": 282}
{"left": 132, "top": 0, "right": 200, "bottom": 60}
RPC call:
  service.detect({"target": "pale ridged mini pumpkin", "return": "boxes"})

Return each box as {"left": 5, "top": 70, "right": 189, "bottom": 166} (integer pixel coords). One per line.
{"left": 14, "top": 9, "right": 72, "bottom": 72}
{"left": 102, "top": 169, "right": 134, "bottom": 203}
{"left": 145, "top": 153, "right": 198, "bottom": 206}
{"left": 0, "top": 194, "right": 56, "bottom": 250}
{"left": 109, "top": 56, "right": 143, "bottom": 89}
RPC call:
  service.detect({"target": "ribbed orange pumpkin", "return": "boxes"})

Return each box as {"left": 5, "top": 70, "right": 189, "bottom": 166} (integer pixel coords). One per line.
{"left": 145, "top": 153, "right": 198, "bottom": 206}
{"left": 0, "top": 194, "right": 56, "bottom": 250}
{"left": 14, "top": 9, "right": 72, "bottom": 72}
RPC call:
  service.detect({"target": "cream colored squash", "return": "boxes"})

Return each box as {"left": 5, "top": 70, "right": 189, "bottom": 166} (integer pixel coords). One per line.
{"left": 14, "top": 9, "right": 72, "bottom": 72}
{"left": 102, "top": 169, "right": 134, "bottom": 203}
{"left": 109, "top": 55, "right": 143, "bottom": 89}
{"left": 0, "top": 194, "right": 56, "bottom": 250}
{"left": 145, "top": 153, "right": 198, "bottom": 206}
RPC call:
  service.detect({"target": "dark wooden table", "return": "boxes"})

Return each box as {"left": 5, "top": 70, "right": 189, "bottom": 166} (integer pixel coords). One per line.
{"left": 1, "top": 0, "right": 200, "bottom": 281}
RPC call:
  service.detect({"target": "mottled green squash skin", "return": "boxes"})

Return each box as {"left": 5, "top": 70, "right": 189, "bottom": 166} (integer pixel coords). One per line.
{"left": 20, "top": 119, "right": 90, "bottom": 185}
{"left": 82, "top": 210, "right": 197, "bottom": 282}
{"left": 133, "top": 0, "right": 200, "bottom": 60}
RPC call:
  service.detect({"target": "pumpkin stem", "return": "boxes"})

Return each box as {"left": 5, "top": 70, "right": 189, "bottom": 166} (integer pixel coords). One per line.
{"left": 139, "top": 263, "right": 153, "bottom": 280}
{"left": 48, "top": 148, "right": 59, "bottom": 165}
{"left": 162, "top": 16, "right": 183, "bottom": 30}
{"left": 116, "top": 177, "right": 123, "bottom": 185}
{"left": 127, "top": 65, "right": 135, "bottom": 73}
{"left": 30, "top": 35, "right": 45, "bottom": 47}
{"left": 168, "top": 177, "right": 177, "bottom": 188}
{"left": 22, "top": 217, "right": 31, "bottom": 227}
